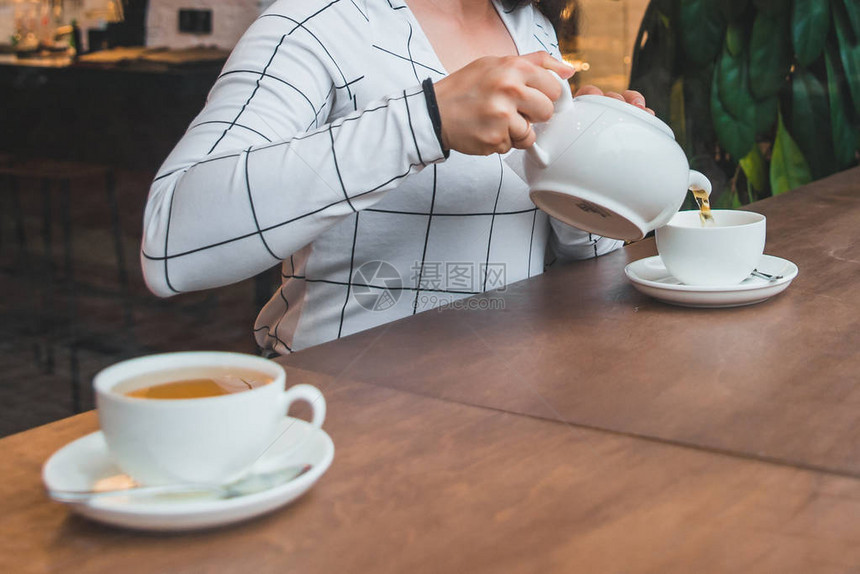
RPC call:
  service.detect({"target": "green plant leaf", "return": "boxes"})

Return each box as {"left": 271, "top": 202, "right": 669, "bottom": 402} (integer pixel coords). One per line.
{"left": 825, "top": 46, "right": 860, "bottom": 170}
{"left": 770, "top": 111, "right": 812, "bottom": 195}
{"left": 726, "top": 22, "right": 746, "bottom": 56}
{"left": 841, "top": 0, "right": 860, "bottom": 38}
{"left": 712, "top": 188, "right": 738, "bottom": 208}
{"left": 790, "top": 67, "right": 838, "bottom": 179}
{"left": 669, "top": 77, "right": 686, "bottom": 150}
{"left": 749, "top": 9, "right": 792, "bottom": 99}
{"left": 680, "top": 0, "right": 725, "bottom": 66}
{"left": 792, "top": 0, "right": 830, "bottom": 66}
{"left": 720, "top": 0, "right": 749, "bottom": 23}
{"left": 740, "top": 145, "right": 767, "bottom": 193}
{"left": 753, "top": 0, "right": 789, "bottom": 17}
{"left": 833, "top": 0, "right": 860, "bottom": 115}
{"left": 682, "top": 63, "right": 717, "bottom": 153}
{"left": 716, "top": 41, "right": 756, "bottom": 122}
{"left": 711, "top": 71, "right": 755, "bottom": 158}
{"left": 733, "top": 166, "right": 756, "bottom": 204}
{"left": 629, "top": 3, "right": 676, "bottom": 122}
{"left": 754, "top": 95, "right": 778, "bottom": 136}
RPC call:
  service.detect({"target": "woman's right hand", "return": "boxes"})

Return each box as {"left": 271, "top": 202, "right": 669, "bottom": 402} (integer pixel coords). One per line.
{"left": 432, "top": 52, "right": 576, "bottom": 156}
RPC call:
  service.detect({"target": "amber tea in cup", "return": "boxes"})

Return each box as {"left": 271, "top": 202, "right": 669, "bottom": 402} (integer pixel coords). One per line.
{"left": 95, "top": 352, "right": 326, "bottom": 485}
{"left": 118, "top": 368, "right": 274, "bottom": 399}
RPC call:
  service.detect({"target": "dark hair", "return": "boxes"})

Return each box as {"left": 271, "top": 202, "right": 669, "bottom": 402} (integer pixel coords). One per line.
{"left": 501, "top": 0, "right": 579, "bottom": 38}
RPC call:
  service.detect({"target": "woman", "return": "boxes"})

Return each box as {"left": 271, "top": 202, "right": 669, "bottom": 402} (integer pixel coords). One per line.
{"left": 141, "top": 0, "right": 650, "bottom": 353}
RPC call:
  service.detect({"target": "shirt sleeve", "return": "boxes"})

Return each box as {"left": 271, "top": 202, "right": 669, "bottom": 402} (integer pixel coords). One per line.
{"left": 548, "top": 217, "right": 624, "bottom": 262}
{"left": 141, "top": 10, "right": 445, "bottom": 297}
{"left": 534, "top": 10, "right": 624, "bottom": 262}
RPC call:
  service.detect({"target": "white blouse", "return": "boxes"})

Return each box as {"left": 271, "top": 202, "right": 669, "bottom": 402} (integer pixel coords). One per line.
{"left": 141, "top": 0, "right": 622, "bottom": 354}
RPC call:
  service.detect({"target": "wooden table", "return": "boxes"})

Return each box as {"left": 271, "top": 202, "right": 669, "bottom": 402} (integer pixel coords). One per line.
{"left": 288, "top": 167, "right": 860, "bottom": 477}
{"left": 2, "top": 169, "right": 860, "bottom": 572}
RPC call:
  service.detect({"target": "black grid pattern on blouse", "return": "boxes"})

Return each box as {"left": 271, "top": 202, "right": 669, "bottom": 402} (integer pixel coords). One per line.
{"left": 142, "top": 0, "right": 586, "bottom": 352}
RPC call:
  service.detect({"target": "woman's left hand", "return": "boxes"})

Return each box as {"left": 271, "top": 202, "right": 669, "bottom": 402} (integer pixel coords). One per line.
{"left": 575, "top": 85, "right": 655, "bottom": 115}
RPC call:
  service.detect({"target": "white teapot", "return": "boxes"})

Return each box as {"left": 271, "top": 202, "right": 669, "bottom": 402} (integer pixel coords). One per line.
{"left": 525, "top": 76, "right": 711, "bottom": 242}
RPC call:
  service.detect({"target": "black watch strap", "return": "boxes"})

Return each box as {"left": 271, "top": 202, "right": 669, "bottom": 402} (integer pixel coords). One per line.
{"left": 422, "top": 78, "right": 450, "bottom": 159}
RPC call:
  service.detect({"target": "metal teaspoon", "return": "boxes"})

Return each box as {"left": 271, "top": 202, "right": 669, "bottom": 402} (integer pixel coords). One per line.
{"left": 49, "top": 464, "right": 312, "bottom": 503}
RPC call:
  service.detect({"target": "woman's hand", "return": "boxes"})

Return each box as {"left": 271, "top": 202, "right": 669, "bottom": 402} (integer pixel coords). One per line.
{"left": 433, "top": 52, "right": 575, "bottom": 156}
{"left": 575, "top": 84, "right": 655, "bottom": 115}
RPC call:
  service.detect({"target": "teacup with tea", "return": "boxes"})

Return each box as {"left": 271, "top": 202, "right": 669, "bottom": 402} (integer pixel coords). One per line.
{"left": 655, "top": 208, "right": 766, "bottom": 286}
{"left": 94, "top": 351, "right": 326, "bottom": 485}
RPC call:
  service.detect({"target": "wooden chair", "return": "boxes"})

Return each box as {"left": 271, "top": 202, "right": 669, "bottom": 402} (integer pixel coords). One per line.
{"left": 0, "top": 158, "right": 134, "bottom": 413}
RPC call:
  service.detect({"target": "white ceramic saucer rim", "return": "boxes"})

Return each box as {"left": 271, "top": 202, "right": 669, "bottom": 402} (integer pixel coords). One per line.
{"left": 624, "top": 254, "right": 798, "bottom": 292}
{"left": 42, "top": 417, "right": 334, "bottom": 517}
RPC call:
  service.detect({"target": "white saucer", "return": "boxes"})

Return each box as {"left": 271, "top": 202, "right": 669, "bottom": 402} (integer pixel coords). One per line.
{"left": 42, "top": 417, "right": 334, "bottom": 532}
{"left": 624, "top": 254, "right": 798, "bottom": 308}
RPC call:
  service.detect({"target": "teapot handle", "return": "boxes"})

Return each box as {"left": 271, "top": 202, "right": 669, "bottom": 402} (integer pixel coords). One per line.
{"left": 527, "top": 71, "right": 574, "bottom": 168}
{"left": 688, "top": 170, "right": 712, "bottom": 195}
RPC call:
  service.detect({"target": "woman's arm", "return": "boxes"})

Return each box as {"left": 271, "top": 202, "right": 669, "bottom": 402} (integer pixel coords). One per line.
{"left": 141, "top": 9, "right": 445, "bottom": 297}
{"left": 548, "top": 218, "right": 624, "bottom": 262}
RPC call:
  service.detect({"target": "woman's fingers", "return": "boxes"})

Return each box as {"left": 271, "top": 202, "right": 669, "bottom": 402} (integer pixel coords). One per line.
{"left": 574, "top": 85, "right": 654, "bottom": 114}
{"left": 622, "top": 89, "right": 647, "bottom": 108}
{"left": 515, "top": 85, "right": 556, "bottom": 123}
{"left": 521, "top": 67, "right": 564, "bottom": 105}
{"left": 436, "top": 53, "right": 620, "bottom": 155}
{"left": 508, "top": 113, "right": 535, "bottom": 149}
{"left": 621, "top": 89, "right": 655, "bottom": 114}
{"left": 502, "top": 53, "right": 568, "bottom": 105}
{"left": 521, "top": 51, "right": 576, "bottom": 80}
{"left": 574, "top": 84, "right": 604, "bottom": 97}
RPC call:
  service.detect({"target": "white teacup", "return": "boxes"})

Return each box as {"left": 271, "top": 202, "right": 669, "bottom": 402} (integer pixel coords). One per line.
{"left": 655, "top": 210, "right": 766, "bottom": 286}
{"left": 94, "top": 352, "right": 325, "bottom": 485}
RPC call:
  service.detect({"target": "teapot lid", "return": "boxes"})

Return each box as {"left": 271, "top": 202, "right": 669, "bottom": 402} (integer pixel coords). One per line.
{"left": 574, "top": 95, "right": 676, "bottom": 139}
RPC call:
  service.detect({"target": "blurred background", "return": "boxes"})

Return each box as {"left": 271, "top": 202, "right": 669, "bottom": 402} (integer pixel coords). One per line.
{"left": 0, "top": 0, "right": 857, "bottom": 436}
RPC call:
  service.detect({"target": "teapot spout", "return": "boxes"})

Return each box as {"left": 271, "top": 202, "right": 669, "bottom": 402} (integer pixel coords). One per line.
{"left": 688, "top": 170, "right": 712, "bottom": 195}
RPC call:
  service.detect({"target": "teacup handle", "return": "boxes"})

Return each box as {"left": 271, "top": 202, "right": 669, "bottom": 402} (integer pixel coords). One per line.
{"left": 527, "top": 70, "right": 574, "bottom": 168}
{"left": 688, "top": 170, "right": 712, "bottom": 196}
{"left": 278, "top": 384, "right": 326, "bottom": 428}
